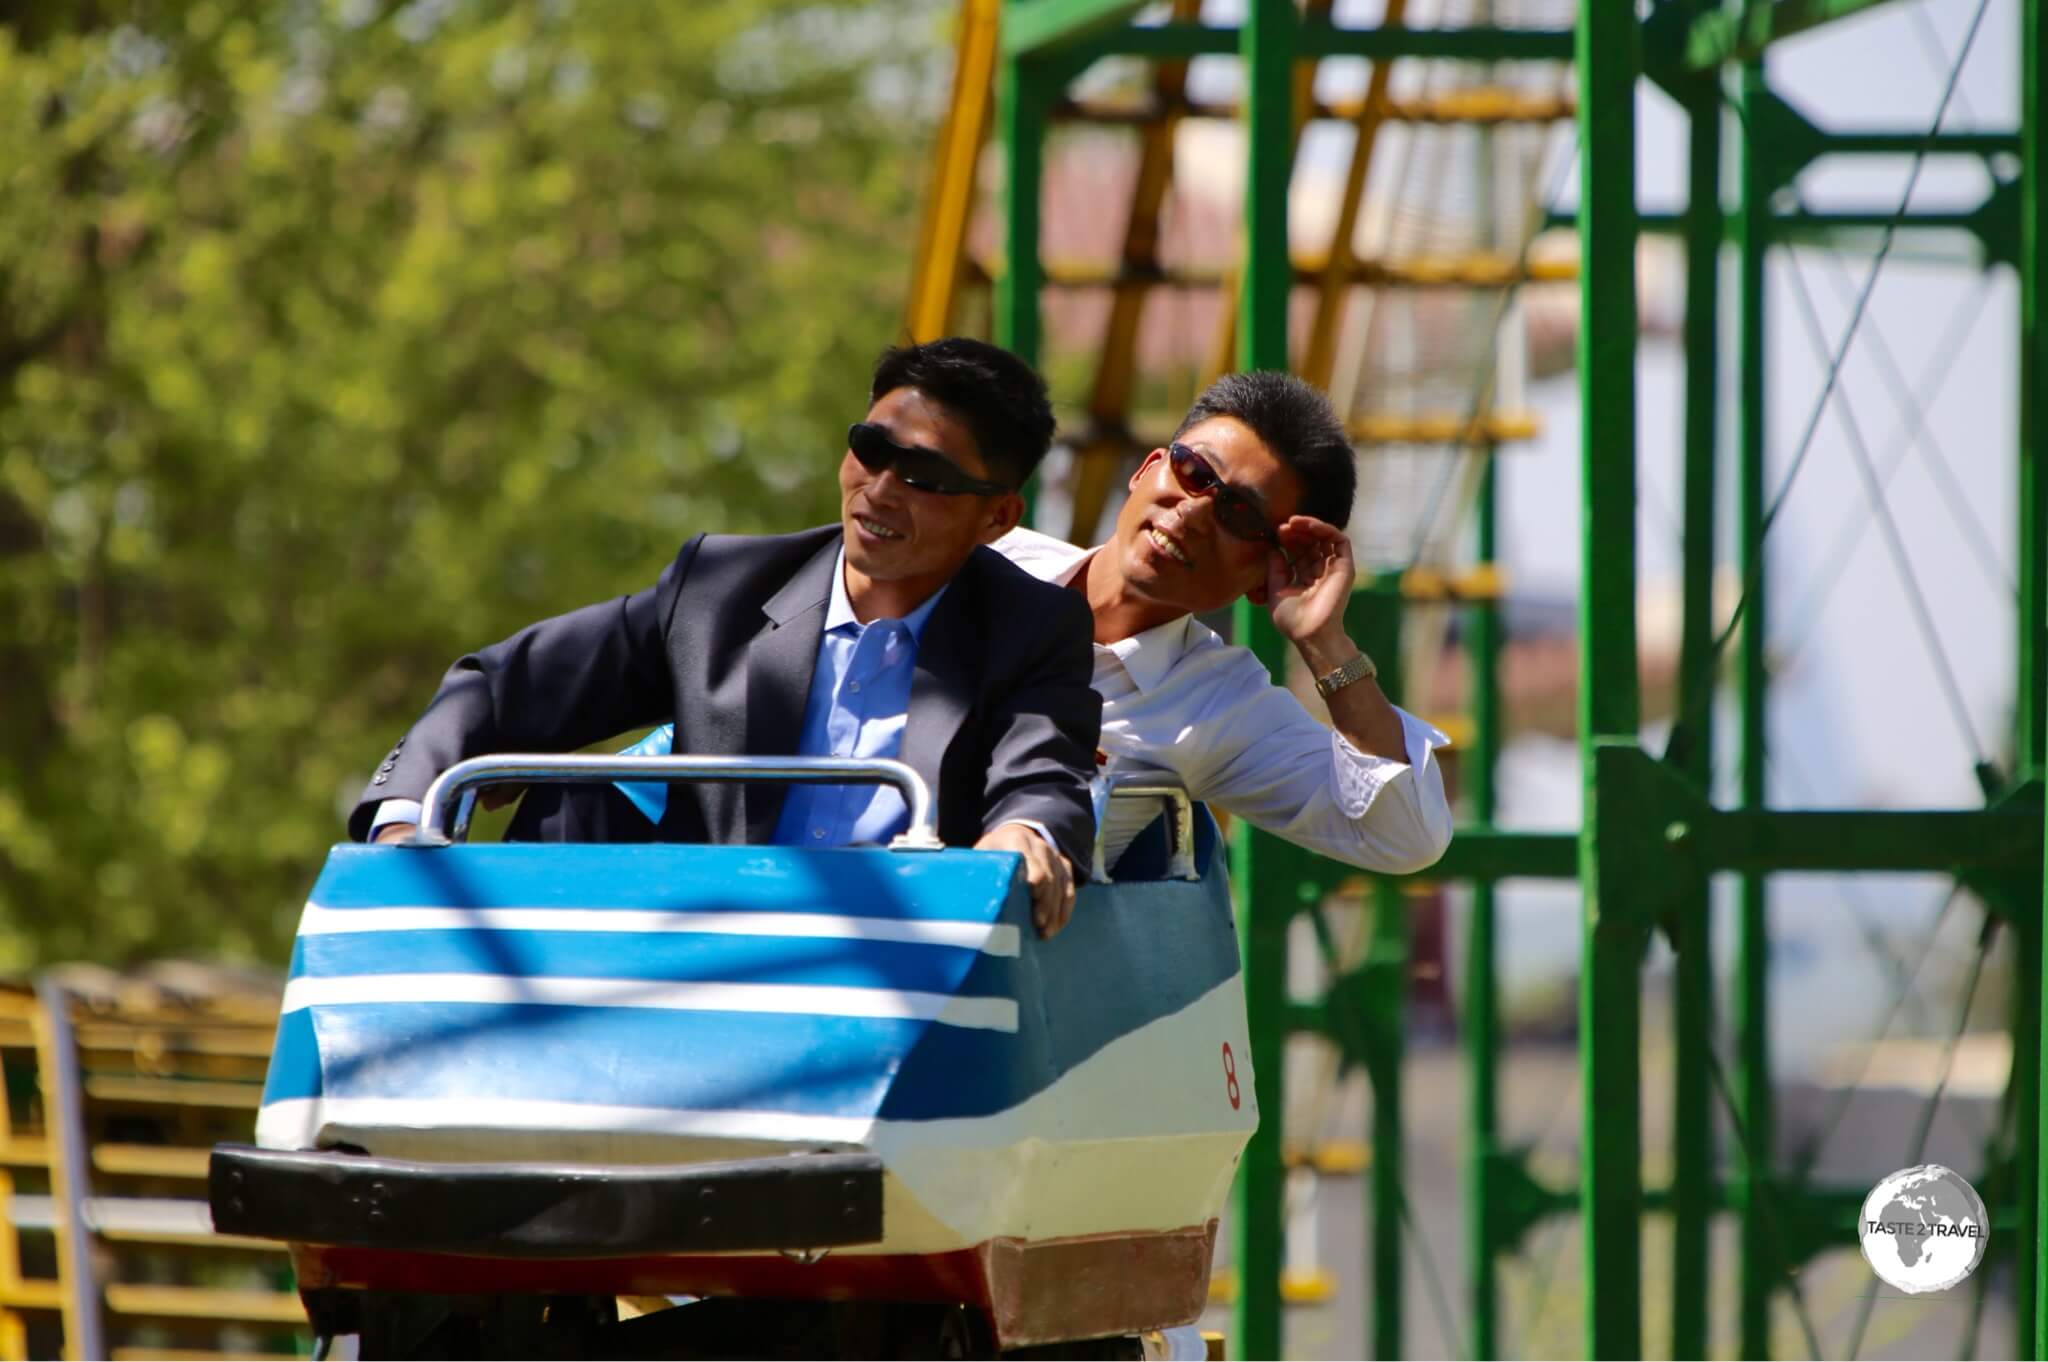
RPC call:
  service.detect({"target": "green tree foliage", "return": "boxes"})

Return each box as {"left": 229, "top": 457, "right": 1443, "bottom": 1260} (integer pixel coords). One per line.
{"left": 0, "top": 0, "right": 943, "bottom": 965}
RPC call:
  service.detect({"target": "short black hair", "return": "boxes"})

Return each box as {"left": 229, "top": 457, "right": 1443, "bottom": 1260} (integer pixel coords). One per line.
{"left": 869, "top": 338, "right": 1056, "bottom": 490}
{"left": 1174, "top": 371, "right": 1356, "bottom": 529}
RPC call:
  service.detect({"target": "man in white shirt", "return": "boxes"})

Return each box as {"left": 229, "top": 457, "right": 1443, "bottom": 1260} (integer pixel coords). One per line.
{"left": 559, "top": 370, "right": 1450, "bottom": 878}
{"left": 1002, "top": 370, "right": 1451, "bottom": 875}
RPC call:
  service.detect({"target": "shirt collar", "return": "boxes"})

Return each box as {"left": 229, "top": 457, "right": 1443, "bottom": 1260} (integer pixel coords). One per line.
{"left": 825, "top": 547, "right": 949, "bottom": 640}
{"left": 1048, "top": 543, "right": 1097, "bottom": 587}
{"left": 1104, "top": 613, "right": 1193, "bottom": 693}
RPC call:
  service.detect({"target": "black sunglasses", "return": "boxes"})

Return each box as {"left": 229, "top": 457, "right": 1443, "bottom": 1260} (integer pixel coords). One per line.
{"left": 848, "top": 423, "right": 1011, "bottom": 497}
{"left": 1167, "top": 443, "right": 1294, "bottom": 573}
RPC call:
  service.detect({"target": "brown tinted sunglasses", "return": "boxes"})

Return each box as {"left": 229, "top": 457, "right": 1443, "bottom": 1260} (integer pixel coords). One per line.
{"left": 1167, "top": 443, "right": 1295, "bottom": 575}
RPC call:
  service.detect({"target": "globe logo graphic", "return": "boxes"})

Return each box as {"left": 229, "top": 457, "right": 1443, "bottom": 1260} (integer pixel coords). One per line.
{"left": 1858, "top": 1164, "right": 1989, "bottom": 1294}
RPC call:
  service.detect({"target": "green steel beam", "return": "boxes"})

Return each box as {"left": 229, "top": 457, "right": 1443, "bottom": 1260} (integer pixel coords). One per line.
{"left": 1779, "top": 201, "right": 2017, "bottom": 267}
{"left": 1045, "top": 20, "right": 1573, "bottom": 61}
{"left": 1463, "top": 81, "right": 1505, "bottom": 1358}
{"left": 1000, "top": 0, "right": 1148, "bottom": 57}
{"left": 1465, "top": 455, "right": 1503, "bottom": 1360}
{"left": 1781, "top": 198, "right": 2001, "bottom": 220}
{"left": 1228, "top": 742, "right": 1291, "bottom": 1362}
{"left": 1668, "top": 77, "right": 1722, "bottom": 1362}
{"left": 1495, "top": 1155, "right": 2024, "bottom": 1256}
{"left": 1743, "top": 87, "right": 2017, "bottom": 195}
{"left": 1561, "top": 203, "right": 2010, "bottom": 277}
{"left": 1368, "top": 879, "right": 1406, "bottom": 1358}
{"left": 1485, "top": 1149, "right": 1577, "bottom": 1248}
{"left": 1807, "top": 130, "right": 2019, "bottom": 156}
{"left": 1556, "top": 187, "right": 2014, "bottom": 234}
{"left": 1298, "top": 21, "right": 1572, "bottom": 59}
{"left": 1045, "top": 23, "right": 1231, "bottom": 59}
{"left": 1734, "top": 58, "right": 1775, "bottom": 1361}
{"left": 993, "top": 59, "right": 1047, "bottom": 367}
{"left": 1238, "top": 2, "right": 1294, "bottom": 376}
{"left": 2026, "top": 2, "right": 2046, "bottom": 1354}
{"left": 1768, "top": 127, "right": 2017, "bottom": 166}
{"left": 2018, "top": 900, "right": 2042, "bottom": 1358}
{"left": 1351, "top": 583, "right": 1410, "bottom": 1359}
{"left": 1682, "top": 0, "right": 1905, "bottom": 69}
{"left": 1574, "top": 0, "right": 1645, "bottom": 868}
{"left": 1438, "top": 807, "right": 2034, "bottom": 880}
{"left": 1762, "top": 208, "right": 1991, "bottom": 233}
{"left": 1228, "top": 6, "right": 1296, "bottom": 1359}
{"left": 2023, "top": 0, "right": 2048, "bottom": 790}
{"left": 1703, "top": 809, "right": 2043, "bottom": 872}
{"left": 1576, "top": 1, "right": 1645, "bottom": 1354}
{"left": 1962, "top": 810, "right": 2048, "bottom": 925}
{"left": 1344, "top": 804, "right": 2040, "bottom": 888}
{"left": 1405, "top": 830, "right": 1578, "bottom": 880}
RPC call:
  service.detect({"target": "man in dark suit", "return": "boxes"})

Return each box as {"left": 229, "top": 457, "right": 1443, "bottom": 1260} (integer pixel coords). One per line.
{"left": 355, "top": 338, "right": 1101, "bottom": 935}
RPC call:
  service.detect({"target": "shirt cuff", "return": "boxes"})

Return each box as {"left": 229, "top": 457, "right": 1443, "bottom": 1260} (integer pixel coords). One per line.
{"left": 997, "top": 819, "right": 1063, "bottom": 862}
{"left": 367, "top": 799, "right": 424, "bottom": 836}
{"left": 1329, "top": 709, "right": 1451, "bottom": 818}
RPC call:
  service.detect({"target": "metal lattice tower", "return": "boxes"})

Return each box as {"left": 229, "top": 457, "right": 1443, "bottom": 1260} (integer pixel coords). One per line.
{"left": 905, "top": 1, "right": 2047, "bottom": 1355}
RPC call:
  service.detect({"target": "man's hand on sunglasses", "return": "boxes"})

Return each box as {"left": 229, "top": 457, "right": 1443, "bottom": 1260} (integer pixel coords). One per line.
{"left": 1265, "top": 515, "right": 1409, "bottom": 760}
{"left": 1265, "top": 516, "right": 1357, "bottom": 652}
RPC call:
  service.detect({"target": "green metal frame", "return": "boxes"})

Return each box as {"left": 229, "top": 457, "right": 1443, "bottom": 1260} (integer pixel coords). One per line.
{"left": 1574, "top": 5, "right": 1644, "bottom": 1355}
{"left": 993, "top": 0, "right": 2047, "bottom": 1354}
{"left": 1668, "top": 41, "right": 1721, "bottom": 1361}
{"left": 1734, "top": 55, "right": 1776, "bottom": 1360}
{"left": 2024, "top": 0, "right": 2048, "bottom": 1353}
{"left": 1678, "top": 0, "right": 1904, "bottom": 70}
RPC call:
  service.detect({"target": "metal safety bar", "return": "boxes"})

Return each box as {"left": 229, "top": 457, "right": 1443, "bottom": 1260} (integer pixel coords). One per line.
{"left": 1094, "top": 775, "right": 1199, "bottom": 883}
{"left": 416, "top": 754, "right": 943, "bottom": 851}
{"left": 33, "top": 979, "right": 104, "bottom": 1362}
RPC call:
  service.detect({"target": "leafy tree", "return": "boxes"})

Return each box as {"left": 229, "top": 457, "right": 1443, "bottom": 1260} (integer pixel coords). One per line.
{"left": 0, "top": 0, "right": 943, "bottom": 964}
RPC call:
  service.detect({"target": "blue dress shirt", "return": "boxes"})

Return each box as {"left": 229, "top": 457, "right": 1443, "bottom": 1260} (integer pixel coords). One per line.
{"left": 615, "top": 551, "right": 945, "bottom": 846}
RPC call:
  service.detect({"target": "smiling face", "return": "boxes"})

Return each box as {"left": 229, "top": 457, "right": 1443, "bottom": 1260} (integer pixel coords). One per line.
{"left": 838, "top": 385, "right": 1020, "bottom": 616}
{"left": 1108, "top": 415, "right": 1304, "bottom": 619}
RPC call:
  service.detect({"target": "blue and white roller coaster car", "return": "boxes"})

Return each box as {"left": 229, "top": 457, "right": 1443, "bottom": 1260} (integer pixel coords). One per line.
{"left": 211, "top": 756, "right": 1256, "bottom": 1359}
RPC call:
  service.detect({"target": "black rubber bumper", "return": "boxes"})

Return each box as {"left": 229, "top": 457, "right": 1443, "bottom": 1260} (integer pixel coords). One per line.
{"left": 209, "top": 1143, "right": 884, "bottom": 1258}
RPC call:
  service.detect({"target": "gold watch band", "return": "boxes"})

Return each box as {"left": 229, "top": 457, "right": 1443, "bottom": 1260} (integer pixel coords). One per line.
{"left": 1314, "top": 651, "right": 1377, "bottom": 698}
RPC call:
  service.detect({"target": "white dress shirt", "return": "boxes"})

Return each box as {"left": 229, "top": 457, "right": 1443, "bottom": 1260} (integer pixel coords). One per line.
{"left": 994, "top": 528, "right": 1454, "bottom": 875}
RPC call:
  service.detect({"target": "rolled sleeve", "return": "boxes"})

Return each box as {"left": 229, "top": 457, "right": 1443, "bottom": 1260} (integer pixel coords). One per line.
{"left": 1327, "top": 710, "right": 1454, "bottom": 872}
{"left": 1184, "top": 658, "right": 1454, "bottom": 875}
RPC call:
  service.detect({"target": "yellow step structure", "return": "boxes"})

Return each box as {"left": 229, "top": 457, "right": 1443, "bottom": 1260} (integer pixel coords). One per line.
{"left": 0, "top": 972, "right": 306, "bottom": 1361}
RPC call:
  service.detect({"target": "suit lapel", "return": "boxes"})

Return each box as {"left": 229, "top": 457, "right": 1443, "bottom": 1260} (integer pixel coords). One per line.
{"left": 738, "top": 538, "right": 838, "bottom": 843}
{"left": 897, "top": 559, "right": 981, "bottom": 834}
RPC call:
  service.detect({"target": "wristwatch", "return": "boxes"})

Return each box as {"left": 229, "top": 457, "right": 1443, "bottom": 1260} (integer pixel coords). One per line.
{"left": 1314, "top": 650, "right": 1377, "bottom": 698}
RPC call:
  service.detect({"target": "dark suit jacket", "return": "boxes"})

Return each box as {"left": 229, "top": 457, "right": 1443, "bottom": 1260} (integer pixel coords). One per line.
{"left": 350, "top": 526, "right": 1102, "bottom": 872}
